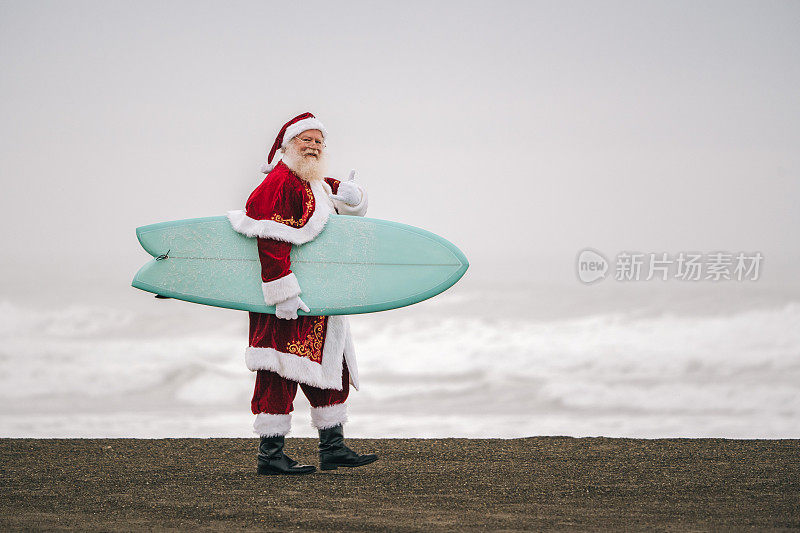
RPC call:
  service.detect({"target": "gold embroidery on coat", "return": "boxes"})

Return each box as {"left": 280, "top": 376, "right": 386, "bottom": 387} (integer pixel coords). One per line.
{"left": 270, "top": 182, "right": 315, "bottom": 228}
{"left": 287, "top": 316, "right": 326, "bottom": 362}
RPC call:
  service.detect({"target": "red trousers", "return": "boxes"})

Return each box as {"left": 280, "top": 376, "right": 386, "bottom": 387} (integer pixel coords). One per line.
{"left": 251, "top": 360, "right": 350, "bottom": 415}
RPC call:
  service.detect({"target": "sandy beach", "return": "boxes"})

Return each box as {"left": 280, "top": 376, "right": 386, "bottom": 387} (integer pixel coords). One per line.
{"left": 1, "top": 437, "right": 798, "bottom": 531}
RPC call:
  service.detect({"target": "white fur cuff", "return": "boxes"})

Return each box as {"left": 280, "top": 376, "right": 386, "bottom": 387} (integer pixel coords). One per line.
{"left": 262, "top": 273, "right": 301, "bottom": 305}
{"left": 253, "top": 413, "right": 292, "bottom": 437}
{"left": 310, "top": 403, "right": 348, "bottom": 429}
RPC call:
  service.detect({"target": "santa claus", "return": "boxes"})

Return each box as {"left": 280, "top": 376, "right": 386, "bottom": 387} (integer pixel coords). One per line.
{"left": 227, "top": 113, "right": 378, "bottom": 475}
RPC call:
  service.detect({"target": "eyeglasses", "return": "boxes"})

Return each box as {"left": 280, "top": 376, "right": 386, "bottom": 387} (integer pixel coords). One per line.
{"left": 294, "top": 136, "right": 326, "bottom": 148}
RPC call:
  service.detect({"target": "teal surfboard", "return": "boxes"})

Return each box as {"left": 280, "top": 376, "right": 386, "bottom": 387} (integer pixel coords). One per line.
{"left": 132, "top": 215, "right": 468, "bottom": 315}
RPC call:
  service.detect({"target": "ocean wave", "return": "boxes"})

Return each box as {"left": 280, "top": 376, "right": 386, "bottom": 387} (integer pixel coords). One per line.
{"left": 1, "top": 296, "right": 798, "bottom": 437}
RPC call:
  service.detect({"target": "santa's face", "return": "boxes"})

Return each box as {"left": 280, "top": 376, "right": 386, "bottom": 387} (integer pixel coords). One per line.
{"left": 282, "top": 128, "right": 327, "bottom": 182}
{"left": 290, "top": 129, "right": 325, "bottom": 160}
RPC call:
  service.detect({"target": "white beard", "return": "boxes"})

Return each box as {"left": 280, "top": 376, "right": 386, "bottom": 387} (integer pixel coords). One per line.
{"left": 282, "top": 143, "right": 327, "bottom": 183}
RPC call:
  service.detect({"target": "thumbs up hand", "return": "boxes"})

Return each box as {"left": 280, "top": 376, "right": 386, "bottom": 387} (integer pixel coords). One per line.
{"left": 328, "top": 169, "right": 363, "bottom": 207}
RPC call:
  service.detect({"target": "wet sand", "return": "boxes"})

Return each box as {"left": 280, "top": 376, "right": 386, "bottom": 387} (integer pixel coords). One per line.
{"left": 1, "top": 437, "right": 798, "bottom": 531}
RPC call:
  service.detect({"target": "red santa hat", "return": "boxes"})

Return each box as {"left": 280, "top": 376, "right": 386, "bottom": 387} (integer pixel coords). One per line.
{"left": 260, "top": 112, "right": 328, "bottom": 174}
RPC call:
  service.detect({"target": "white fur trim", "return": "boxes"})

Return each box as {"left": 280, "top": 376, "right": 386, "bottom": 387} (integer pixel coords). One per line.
{"left": 282, "top": 117, "right": 327, "bottom": 147}
{"left": 245, "top": 316, "right": 357, "bottom": 391}
{"left": 310, "top": 403, "right": 348, "bottom": 429}
{"left": 320, "top": 179, "right": 335, "bottom": 199}
{"left": 343, "top": 318, "right": 359, "bottom": 390}
{"left": 253, "top": 413, "right": 292, "bottom": 437}
{"left": 227, "top": 180, "right": 332, "bottom": 245}
{"left": 259, "top": 161, "right": 275, "bottom": 174}
{"left": 261, "top": 273, "right": 301, "bottom": 306}
{"left": 333, "top": 183, "right": 368, "bottom": 217}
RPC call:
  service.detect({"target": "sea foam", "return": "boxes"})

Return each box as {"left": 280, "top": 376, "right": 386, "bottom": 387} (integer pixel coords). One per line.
{"left": 1, "top": 285, "right": 798, "bottom": 438}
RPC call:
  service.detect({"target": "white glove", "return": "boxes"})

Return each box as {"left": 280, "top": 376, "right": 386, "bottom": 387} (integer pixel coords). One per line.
{"left": 329, "top": 169, "right": 363, "bottom": 206}
{"left": 275, "top": 295, "right": 310, "bottom": 320}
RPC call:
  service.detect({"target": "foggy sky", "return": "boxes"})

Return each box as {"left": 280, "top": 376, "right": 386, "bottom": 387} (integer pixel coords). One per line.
{"left": 1, "top": 0, "right": 798, "bottom": 306}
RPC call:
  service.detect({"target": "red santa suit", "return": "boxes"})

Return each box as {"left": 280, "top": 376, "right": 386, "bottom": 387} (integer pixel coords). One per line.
{"left": 227, "top": 160, "right": 368, "bottom": 437}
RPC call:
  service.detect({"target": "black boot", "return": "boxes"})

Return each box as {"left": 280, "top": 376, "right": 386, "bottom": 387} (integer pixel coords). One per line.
{"left": 257, "top": 436, "right": 316, "bottom": 475}
{"left": 318, "top": 425, "right": 378, "bottom": 471}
